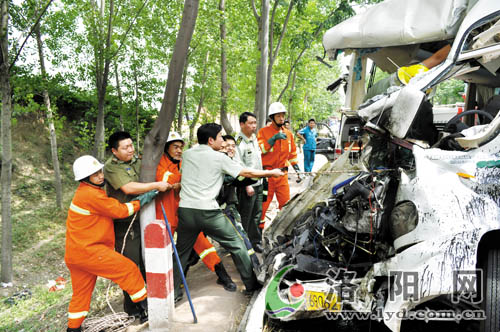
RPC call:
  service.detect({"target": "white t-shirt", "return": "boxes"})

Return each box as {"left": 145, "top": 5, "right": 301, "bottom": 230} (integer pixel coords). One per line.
{"left": 179, "top": 144, "right": 243, "bottom": 210}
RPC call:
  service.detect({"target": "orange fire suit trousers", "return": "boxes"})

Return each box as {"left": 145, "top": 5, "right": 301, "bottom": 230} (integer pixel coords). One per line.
{"left": 66, "top": 246, "right": 147, "bottom": 328}
{"left": 261, "top": 174, "right": 290, "bottom": 227}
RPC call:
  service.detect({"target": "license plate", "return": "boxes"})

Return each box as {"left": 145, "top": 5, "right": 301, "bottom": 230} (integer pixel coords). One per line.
{"left": 305, "top": 290, "right": 341, "bottom": 311}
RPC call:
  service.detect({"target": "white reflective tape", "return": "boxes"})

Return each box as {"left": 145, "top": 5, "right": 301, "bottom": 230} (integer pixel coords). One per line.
{"left": 199, "top": 247, "right": 216, "bottom": 260}
{"left": 69, "top": 202, "right": 90, "bottom": 215}
{"left": 162, "top": 172, "right": 172, "bottom": 182}
{"left": 68, "top": 310, "right": 88, "bottom": 319}
{"left": 248, "top": 248, "right": 255, "bottom": 256}
{"left": 130, "top": 286, "right": 147, "bottom": 301}
{"left": 125, "top": 202, "right": 135, "bottom": 216}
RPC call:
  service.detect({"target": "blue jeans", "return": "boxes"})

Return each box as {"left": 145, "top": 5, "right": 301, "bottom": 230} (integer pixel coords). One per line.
{"left": 303, "top": 149, "right": 316, "bottom": 173}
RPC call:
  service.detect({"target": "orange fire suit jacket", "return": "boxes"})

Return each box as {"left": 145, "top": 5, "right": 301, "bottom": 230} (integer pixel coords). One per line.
{"left": 257, "top": 123, "right": 299, "bottom": 169}
{"left": 65, "top": 182, "right": 140, "bottom": 262}
{"left": 155, "top": 154, "right": 221, "bottom": 271}
{"left": 64, "top": 182, "right": 145, "bottom": 329}
{"left": 155, "top": 154, "right": 182, "bottom": 228}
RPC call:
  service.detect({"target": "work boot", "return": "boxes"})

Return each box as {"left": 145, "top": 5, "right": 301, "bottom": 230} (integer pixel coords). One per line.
{"left": 67, "top": 328, "right": 81, "bottom": 332}
{"left": 135, "top": 299, "right": 148, "bottom": 324}
{"left": 243, "top": 283, "right": 263, "bottom": 296}
{"left": 253, "top": 243, "right": 264, "bottom": 254}
{"left": 174, "top": 287, "right": 184, "bottom": 305}
{"left": 214, "top": 263, "right": 237, "bottom": 292}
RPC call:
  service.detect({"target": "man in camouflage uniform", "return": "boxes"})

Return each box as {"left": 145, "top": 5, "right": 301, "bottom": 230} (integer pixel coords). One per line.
{"left": 235, "top": 112, "right": 264, "bottom": 252}
{"left": 104, "top": 131, "right": 168, "bottom": 317}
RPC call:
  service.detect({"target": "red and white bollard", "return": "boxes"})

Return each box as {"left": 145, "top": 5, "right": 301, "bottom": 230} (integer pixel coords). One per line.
{"left": 144, "top": 219, "right": 174, "bottom": 331}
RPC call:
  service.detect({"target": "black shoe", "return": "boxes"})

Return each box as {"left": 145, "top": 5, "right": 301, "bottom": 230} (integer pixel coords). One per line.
{"left": 253, "top": 243, "right": 264, "bottom": 254}
{"left": 67, "top": 328, "right": 82, "bottom": 332}
{"left": 243, "top": 283, "right": 263, "bottom": 296}
{"left": 123, "top": 291, "right": 140, "bottom": 317}
{"left": 135, "top": 299, "right": 148, "bottom": 324}
{"left": 214, "top": 263, "right": 237, "bottom": 292}
{"left": 174, "top": 289, "right": 184, "bottom": 304}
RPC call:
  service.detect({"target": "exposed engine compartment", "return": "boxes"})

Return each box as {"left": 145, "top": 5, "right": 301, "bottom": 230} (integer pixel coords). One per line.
{"left": 262, "top": 168, "right": 399, "bottom": 281}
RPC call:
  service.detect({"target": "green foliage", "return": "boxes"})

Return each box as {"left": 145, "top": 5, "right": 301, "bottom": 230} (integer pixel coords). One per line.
{"left": 7, "top": 0, "right": 359, "bottom": 142}
{"left": 0, "top": 283, "right": 71, "bottom": 332}
{"left": 10, "top": 199, "right": 66, "bottom": 252}
{"left": 433, "top": 79, "right": 466, "bottom": 105}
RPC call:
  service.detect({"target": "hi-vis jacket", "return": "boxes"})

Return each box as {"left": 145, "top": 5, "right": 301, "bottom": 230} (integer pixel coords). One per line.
{"left": 155, "top": 154, "right": 182, "bottom": 227}
{"left": 65, "top": 182, "right": 139, "bottom": 260}
{"left": 64, "top": 182, "right": 145, "bottom": 329}
{"left": 155, "top": 153, "right": 221, "bottom": 271}
{"left": 257, "top": 123, "right": 298, "bottom": 169}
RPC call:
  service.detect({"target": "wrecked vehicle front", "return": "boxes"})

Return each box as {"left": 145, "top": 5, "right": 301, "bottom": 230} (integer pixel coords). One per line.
{"left": 243, "top": 0, "right": 500, "bottom": 331}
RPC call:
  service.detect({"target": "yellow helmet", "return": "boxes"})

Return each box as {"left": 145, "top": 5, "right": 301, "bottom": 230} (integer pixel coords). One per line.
{"left": 397, "top": 64, "right": 429, "bottom": 85}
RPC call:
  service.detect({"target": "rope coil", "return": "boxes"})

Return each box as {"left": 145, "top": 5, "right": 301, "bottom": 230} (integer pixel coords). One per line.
{"left": 82, "top": 312, "right": 135, "bottom": 332}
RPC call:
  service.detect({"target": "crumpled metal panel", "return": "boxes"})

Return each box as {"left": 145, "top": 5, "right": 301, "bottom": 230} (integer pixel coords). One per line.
{"left": 323, "top": 0, "right": 469, "bottom": 54}
{"left": 373, "top": 229, "right": 483, "bottom": 332}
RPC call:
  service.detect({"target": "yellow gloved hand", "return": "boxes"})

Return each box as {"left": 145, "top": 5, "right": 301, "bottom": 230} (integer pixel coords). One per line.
{"left": 397, "top": 64, "right": 429, "bottom": 85}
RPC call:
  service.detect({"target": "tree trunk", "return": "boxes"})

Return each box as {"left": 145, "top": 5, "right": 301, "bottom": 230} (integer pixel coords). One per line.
{"left": 134, "top": 62, "right": 140, "bottom": 154}
{"left": 188, "top": 104, "right": 201, "bottom": 148}
{"left": 93, "top": 0, "right": 114, "bottom": 161}
{"left": 288, "top": 68, "right": 296, "bottom": 122}
{"left": 251, "top": 0, "right": 260, "bottom": 117}
{"left": 303, "top": 92, "right": 308, "bottom": 115}
{"left": 255, "top": 0, "right": 269, "bottom": 128}
{"left": 1, "top": 0, "right": 13, "bottom": 284}
{"left": 114, "top": 60, "right": 125, "bottom": 130}
{"left": 266, "top": 0, "right": 293, "bottom": 113}
{"left": 139, "top": 2, "right": 199, "bottom": 278}
{"left": 140, "top": 0, "right": 199, "bottom": 183}
{"left": 35, "top": 22, "right": 63, "bottom": 210}
{"left": 188, "top": 51, "right": 209, "bottom": 147}
{"left": 177, "top": 57, "right": 189, "bottom": 132}
{"left": 219, "top": 0, "right": 233, "bottom": 134}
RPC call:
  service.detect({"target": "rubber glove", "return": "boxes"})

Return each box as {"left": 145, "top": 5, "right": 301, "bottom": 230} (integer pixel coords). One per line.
{"left": 135, "top": 190, "right": 159, "bottom": 207}
{"left": 397, "top": 64, "right": 428, "bottom": 85}
{"left": 267, "top": 132, "right": 287, "bottom": 147}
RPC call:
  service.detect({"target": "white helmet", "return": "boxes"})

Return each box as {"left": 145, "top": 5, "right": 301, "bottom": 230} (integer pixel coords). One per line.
{"left": 73, "top": 155, "right": 104, "bottom": 181}
{"left": 166, "top": 131, "right": 184, "bottom": 144}
{"left": 268, "top": 102, "right": 287, "bottom": 117}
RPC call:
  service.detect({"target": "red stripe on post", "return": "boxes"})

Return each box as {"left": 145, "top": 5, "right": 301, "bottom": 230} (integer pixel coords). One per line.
{"left": 146, "top": 270, "right": 173, "bottom": 298}
{"left": 144, "top": 223, "right": 171, "bottom": 248}
{"left": 147, "top": 272, "right": 165, "bottom": 298}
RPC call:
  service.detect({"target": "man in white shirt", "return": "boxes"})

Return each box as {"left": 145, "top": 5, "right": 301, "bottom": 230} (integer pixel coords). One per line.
{"left": 174, "top": 123, "right": 283, "bottom": 299}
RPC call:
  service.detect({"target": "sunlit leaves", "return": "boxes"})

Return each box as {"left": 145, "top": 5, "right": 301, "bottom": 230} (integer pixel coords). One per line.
{"left": 7, "top": 0, "right": 378, "bottom": 138}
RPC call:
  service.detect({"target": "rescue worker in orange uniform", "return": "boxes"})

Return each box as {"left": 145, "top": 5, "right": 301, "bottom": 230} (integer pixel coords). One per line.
{"left": 65, "top": 155, "right": 157, "bottom": 332}
{"left": 155, "top": 132, "right": 237, "bottom": 295}
{"left": 257, "top": 102, "right": 301, "bottom": 229}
